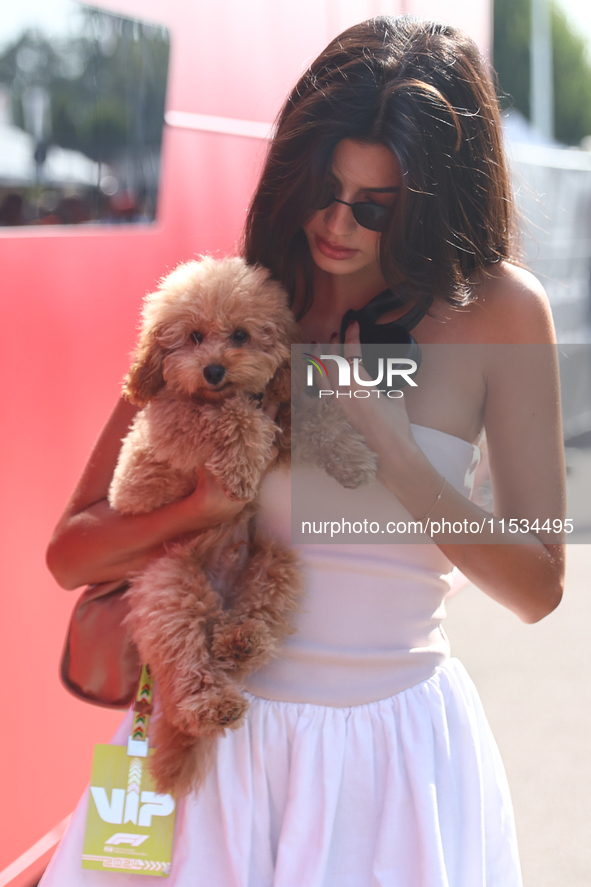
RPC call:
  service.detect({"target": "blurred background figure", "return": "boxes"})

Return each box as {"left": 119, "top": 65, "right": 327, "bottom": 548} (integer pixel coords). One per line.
{"left": 0, "top": 191, "right": 24, "bottom": 224}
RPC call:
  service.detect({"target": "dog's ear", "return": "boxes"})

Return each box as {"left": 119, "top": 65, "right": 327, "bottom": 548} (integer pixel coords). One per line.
{"left": 123, "top": 330, "right": 166, "bottom": 406}
{"left": 267, "top": 360, "right": 291, "bottom": 404}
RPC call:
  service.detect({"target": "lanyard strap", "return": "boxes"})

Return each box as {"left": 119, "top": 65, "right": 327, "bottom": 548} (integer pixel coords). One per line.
{"left": 127, "top": 664, "right": 153, "bottom": 757}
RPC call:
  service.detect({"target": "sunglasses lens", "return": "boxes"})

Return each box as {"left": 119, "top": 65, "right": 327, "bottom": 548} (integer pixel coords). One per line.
{"left": 352, "top": 203, "right": 389, "bottom": 232}
{"left": 314, "top": 188, "right": 390, "bottom": 231}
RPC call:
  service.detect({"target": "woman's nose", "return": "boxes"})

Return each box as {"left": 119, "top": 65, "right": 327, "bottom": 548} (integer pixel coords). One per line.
{"left": 323, "top": 199, "right": 356, "bottom": 234}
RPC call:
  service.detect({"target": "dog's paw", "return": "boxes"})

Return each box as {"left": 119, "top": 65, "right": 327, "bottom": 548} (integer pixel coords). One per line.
{"left": 318, "top": 439, "right": 378, "bottom": 488}
{"left": 177, "top": 684, "right": 248, "bottom": 733}
{"left": 197, "top": 688, "right": 249, "bottom": 729}
{"left": 214, "top": 694, "right": 249, "bottom": 727}
{"left": 211, "top": 617, "right": 272, "bottom": 667}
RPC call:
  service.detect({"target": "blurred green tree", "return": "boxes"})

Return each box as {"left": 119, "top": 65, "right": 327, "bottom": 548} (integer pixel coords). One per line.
{"left": 494, "top": 0, "right": 591, "bottom": 144}
{"left": 0, "top": 8, "right": 169, "bottom": 164}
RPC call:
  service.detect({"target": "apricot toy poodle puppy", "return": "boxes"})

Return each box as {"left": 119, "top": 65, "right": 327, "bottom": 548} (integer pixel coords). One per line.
{"left": 108, "top": 257, "right": 301, "bottom": 794}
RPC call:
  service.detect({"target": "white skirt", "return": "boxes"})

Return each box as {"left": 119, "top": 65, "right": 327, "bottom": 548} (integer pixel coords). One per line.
{"left": 40, "top": 658, "right": 522, "bottom": 887}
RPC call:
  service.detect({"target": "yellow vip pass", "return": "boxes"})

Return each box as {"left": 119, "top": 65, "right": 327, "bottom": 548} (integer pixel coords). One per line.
{"left": 82, "top": 666, "right": 176, "bottom": 876}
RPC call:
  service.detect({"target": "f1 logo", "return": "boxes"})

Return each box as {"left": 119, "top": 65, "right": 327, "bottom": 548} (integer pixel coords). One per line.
{"left": 104, "top": 833, "right": 149, "bottom": 847}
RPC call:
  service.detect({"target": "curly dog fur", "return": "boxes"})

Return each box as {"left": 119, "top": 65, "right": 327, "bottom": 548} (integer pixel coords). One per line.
{"left": 108, "top": 257, "right": 302, "bottom": 795}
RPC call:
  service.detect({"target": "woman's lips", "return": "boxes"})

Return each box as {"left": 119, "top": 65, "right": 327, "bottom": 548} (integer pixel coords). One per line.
{"left": 314, "top": 235, "right": 358, "bottom": 260}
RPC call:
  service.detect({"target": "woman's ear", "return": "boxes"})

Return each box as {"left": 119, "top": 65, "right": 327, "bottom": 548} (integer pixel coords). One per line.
{"left": 267, "top": 360, "right": 292, "bottom": 404}
{"left": 123, "top": 331, "right": 166, "bottom": 406}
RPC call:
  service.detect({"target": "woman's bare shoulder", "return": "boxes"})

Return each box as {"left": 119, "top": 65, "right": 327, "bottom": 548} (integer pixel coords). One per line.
{"left": 462, "top": 261, "right": 556, "bottom": 344}
{"left": 423, "top": 262, "right": 556, "bottom": 345}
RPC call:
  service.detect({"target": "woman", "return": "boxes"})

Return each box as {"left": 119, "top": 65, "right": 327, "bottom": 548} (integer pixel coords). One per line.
{"left": 43, "top": 16, "right": 565, "bottom": 887}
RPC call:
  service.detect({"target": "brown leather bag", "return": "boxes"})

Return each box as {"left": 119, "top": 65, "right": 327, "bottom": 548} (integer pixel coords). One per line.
{"left": 60, "top": 579, "right": 141, "bottom": 709}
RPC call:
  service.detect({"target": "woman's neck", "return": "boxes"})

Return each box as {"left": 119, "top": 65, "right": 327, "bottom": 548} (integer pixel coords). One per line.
{"left": 312, "top": 265, "right": 389, "bottom": 313}
{"left": 297, "top": 265, "right": 389, "bottom": 342}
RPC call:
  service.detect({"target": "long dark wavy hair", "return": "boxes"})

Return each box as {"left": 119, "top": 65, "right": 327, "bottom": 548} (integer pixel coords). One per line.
{"left": 243, "top": 16, "right": 516, "bottom": 316}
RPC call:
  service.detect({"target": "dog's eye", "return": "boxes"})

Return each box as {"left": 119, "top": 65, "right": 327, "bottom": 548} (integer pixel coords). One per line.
{"left": 231, "top": 329, "right": 249, "bottom": 345}
{"left": 190, "top": 331, "right": 204, "bottom": 345}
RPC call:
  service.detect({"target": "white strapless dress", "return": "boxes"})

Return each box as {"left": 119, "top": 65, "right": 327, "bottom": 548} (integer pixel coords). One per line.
{"left": 41, "top": 426, "right": 522, "bottom": 887}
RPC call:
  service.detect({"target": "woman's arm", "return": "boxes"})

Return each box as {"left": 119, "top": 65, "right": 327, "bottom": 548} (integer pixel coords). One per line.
{"left": 379, "top": 445, "right": 565, "bottom": 624}
{"left": 334, "top": 265, "right": 566, "bottom": 623}
{"left": 445, "top": 273, "right": 565, "bottom": 621}
{"left": 46, "top": 398, "right": 250, "bottom": 590}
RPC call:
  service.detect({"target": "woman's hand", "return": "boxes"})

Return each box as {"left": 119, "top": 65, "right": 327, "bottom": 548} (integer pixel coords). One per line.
{"left": 333, "top": 321, "right": 417, "bottom": 457}
{"left": 168, "top": 405, "right": 280, "bottom": 533}
{"left": 167, "top": 402, "right": 280, "bottom": 530}
{"left": 317, "top": 322, "right": 438, "bottom": 513}
{"left": 158, "top": 465, "right": 252, "bottom": 535}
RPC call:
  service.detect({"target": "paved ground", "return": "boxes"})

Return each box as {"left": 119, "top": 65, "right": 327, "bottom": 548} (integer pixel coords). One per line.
{"left": 445, "top": 544, "right": 591, "bottom": 887}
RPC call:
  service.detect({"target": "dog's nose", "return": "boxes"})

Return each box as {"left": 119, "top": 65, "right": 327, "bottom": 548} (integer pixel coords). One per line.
{"left": 203, "top": 364, "right": 226, "bottom": 385}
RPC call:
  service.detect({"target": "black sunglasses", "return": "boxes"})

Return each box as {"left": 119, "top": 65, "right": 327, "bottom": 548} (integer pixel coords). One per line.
{"left": 316, "top": 188, "right": 398, "bottom": 232}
